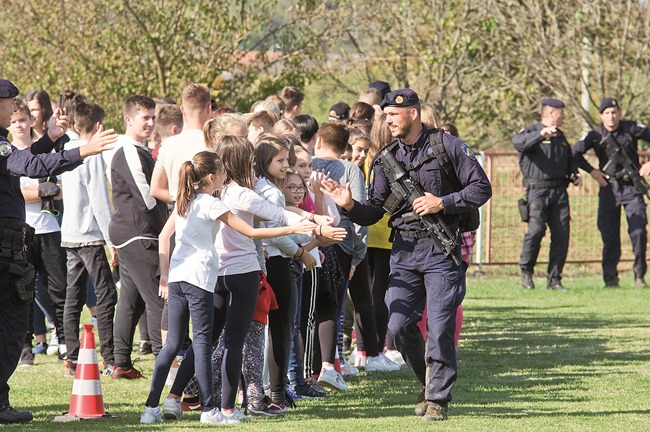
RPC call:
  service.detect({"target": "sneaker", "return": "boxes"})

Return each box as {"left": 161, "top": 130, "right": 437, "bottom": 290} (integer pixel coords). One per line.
{"left": 90, "top": 316, "right": 97, "bottom": 327}
{"left": 414, "top": 388, "right": 427, "bottom": 416}
{"left": 421, "top": 401, "right": 448, "bottom": 421}
{"left": 305, "top": 376, "right": 325, "bottom": 393}
{"left": 18, "top": 348, "right": 34, "bottom": 367}
{"left": 181, "top": 398, "right": 202, "bottom": 412}
{"left": 293, "top": 381, "right": 326, "bottom": 398}
{"left": 165, "top": 365, "right": 179, "bottom": 386}
{"left": 140, "top": 406, "right": 163, "bottom": 424}
{"left": 245, "top": 396, "right": 286, "bottom": 416}
{"left": 365, "top": 354, "right": 401, "bottom": 372}
{"left": 0, "top": 405, "right": 33, "bottom": 424}
{"left": 64, "top": 360, "right": 77, "bottom": 377}
{"left": 353, "top": 350, "right": 366, "bottom": 368}
{"left": 221, "top": 407, "right": 251, "bottom": 421}
{"left": 521, "top": 272, "right": 535, "bottom": 290}
{"left": 318, "top": 368, "right": 348, "bottom": 391}
{"left": 636, "top": 277, "right": 647, "bottom": 289}
{"left": 32, "top": 341, "right": 48, "bottom": 355}
{"left": 101, "top": 362, "right": 115, "bottom": 376}
{"left": 604, "top": 277, "right": 619, "bottom": 288}
{"left": 340, "top": 358, "right": 359, "bottom": 377}
{"left": 200, "top": 407, "right": 240, "bottom": 425}
{"left": 138, "top": 341, "right": 153, "bottom": 355}
{"left": 384, "top": 349, "right": 405, "bottom": 366}
{"left": 285, "top": 383, "right": 305, "bottom": 400}
{"left": 162, "top": 398, "right": 183, "bottom": 420}
{"left": 47, "top": 329, "right": 59, "bottom": 356}
{"left": 111, "top": 365, "right": 144, "bottom": 379}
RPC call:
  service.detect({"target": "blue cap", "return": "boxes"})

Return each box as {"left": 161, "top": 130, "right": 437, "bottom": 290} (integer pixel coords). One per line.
{"left": 599, "top": 97, "right": 619, "bottom": 113}
{"left": 381, "top": 88, "right": 420, "bottom": 109}
{"left": 0, "top": 79, "right": 19, "bottom": 99}
{"left": 541, "top": 98, "right": 565, "bottom": 108}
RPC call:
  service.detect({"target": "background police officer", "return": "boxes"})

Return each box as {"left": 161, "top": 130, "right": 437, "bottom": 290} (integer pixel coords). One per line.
{"left": 572, "top": 98, "right": 650, "bottom": 288}
{"left": 323, "top": 88, "right": 491, "bottom": 421}
{"left": 513, "top": 98, "right": 580, "bottom": 291}
{"left": 0, "top": 79, "right": 116, "bottom": 424}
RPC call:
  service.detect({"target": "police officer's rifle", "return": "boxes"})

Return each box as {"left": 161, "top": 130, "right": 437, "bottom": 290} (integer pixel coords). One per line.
{"left": 600, "top": 134, "right": 650, "bottom": 198}
{"left": 376, "top": 145, "right": 460, "bottom": 266}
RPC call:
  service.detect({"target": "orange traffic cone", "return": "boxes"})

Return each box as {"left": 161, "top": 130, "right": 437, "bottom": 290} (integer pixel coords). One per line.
{"left": 54, "top": 324, "right": 114, "bottom": 422}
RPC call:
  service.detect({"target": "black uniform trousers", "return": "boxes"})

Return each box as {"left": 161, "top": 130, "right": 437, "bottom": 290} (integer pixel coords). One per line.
{"left": 386, "top": 234, "right": 465, "bottom": 405}
{"left": 598, "top": 183, "right": 647, "bottom": 284}
{"left": 519, "top": 186, "right": 570, "bottom": 282}
{"left": 0, "top": 262, "right": 29, "bottom": 408}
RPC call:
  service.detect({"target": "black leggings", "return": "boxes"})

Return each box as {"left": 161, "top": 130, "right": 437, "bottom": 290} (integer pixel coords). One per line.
{"left": 368, "top": 247, "right": 394, "bottom": 350}
{"left": 336, "top": 247, "right": 379, "bottom": 357}
{"left": 265, "top": 256, "right": 297, "bottom": 402}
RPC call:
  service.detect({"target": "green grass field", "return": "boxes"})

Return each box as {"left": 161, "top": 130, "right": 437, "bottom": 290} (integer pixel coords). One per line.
{"left": 6, "top": 269, "right": 650, "bottom": 431}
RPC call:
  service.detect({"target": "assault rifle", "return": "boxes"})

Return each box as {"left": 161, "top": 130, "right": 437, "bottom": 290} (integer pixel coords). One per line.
{"left": 601, "top": 134, "right": 650, "bottom": 198}
{"left": 376, "top": 145, "right": 460, "bottom": 266}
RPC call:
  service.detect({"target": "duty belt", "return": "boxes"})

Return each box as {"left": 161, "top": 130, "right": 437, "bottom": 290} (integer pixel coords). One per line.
{"left": 400, "top": 230, "right": 432, "bottom": 239}
{"left": 0, "top": 218, "right": 33, "bottom": 263}
{"left": 524, "top": 179, "right": 567, "bottom": 189}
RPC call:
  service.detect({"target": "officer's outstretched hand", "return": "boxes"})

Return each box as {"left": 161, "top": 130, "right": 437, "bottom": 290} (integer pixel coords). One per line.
{"left": 413, "top": 192, "right": 445, "bottom": 215}
{"left": 321, "top": 178, "right": 354, "bottom": 211}
{"left": 79, "top": 125, "right": 118, "bottom": 159}
{"left": 640, "top": 161, "right": 650, "bottom": 177}
{"left": 590, "top": 169, "right": 609, "bottom": 187}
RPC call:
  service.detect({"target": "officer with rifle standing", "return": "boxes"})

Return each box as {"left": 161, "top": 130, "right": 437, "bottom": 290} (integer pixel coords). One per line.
{"left": 0, "top": 79, "right": 116, "bottom": 424}
{"left": 572, "top": 97, "right": 650, "bottom": 289}
{"left": 322, "top": 89, "right": 491, "bottom": 422}
{"left": 513, "top": 98, "right": 581, "bottom": 291}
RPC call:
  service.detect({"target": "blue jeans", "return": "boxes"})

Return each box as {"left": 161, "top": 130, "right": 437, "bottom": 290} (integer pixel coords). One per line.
{"left": 146, "top": 281, "right": 214, "bottom": 411}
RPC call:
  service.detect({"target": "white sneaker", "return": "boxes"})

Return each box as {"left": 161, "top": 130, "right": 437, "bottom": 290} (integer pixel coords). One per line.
{"left": 365, "top": 354, "right": 401, "bottom": 372}
{"left": 318, "top": 368, "right": 349, "bottom": 391}
{"left": 221, "top": 407, "right": 251, "bottom": 421}
{"left": 165, "top": 366, "right": 178, "bottom": 386}
{"left": 340, "top": 358, "right": 359, "bottom": 377}
{"left": 200, "top": 407, "right": 240, "bottom": 425}
{"left": 353, "top": 350, "right": 366, "bottom": 369}
{"left": 348, "top": 347, "right": 357, "bottom": 366}
{"left": 47, "top": 329, "right": 59, "bottom": 356}
{"left": 162, "top": 398, "right": 183, "bottom": 420}
{"left": 384, "top": 350, "right": 405, "bottom": 366}
{"left": 140, "top": 406, "right": 163, "bottom": 424}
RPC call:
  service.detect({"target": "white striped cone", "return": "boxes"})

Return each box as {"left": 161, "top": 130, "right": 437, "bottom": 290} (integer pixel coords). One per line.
{"left": 68, "top": 324, "right": 106, "bottom": 418}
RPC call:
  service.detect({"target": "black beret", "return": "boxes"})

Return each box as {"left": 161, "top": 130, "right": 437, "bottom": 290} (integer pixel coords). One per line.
{"left": 541, "top": 98, "right": 565, "bottom": 109}
{"left": 368, "top": 81, "right": 391, "bottom": 98}
{"left": 328, "top": 102, "right": 350, "bottom": 120}
{"left": 381, "top": 88, "right": 420, "bottom": 109}
{"left": 599, "top": 97, "right": 619, "bottom": 114}
{"left": 0, "top": 79, "right": 19, "bottom": 99}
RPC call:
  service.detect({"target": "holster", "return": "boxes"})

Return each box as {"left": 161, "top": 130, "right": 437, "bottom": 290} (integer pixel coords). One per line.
{"left": 0, "top": 219, "right": 36, "bottom": 302}
{"left": 9, "top": 262, "right": 35, "bottom": 302}
{"left": 518, "top": 198, "right": 529, "bottom": 223}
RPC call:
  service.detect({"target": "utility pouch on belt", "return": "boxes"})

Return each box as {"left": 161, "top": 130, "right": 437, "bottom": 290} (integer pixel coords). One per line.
{"left": 518, "top": 198, "right": 529, "bottom": 223}
{"left": 9, "top": 262, "right": 35, "bottom": 302}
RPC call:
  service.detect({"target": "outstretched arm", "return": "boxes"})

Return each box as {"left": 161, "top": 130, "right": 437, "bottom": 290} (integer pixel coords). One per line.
{"left": 219, "top": 211, "right": 315, "bottom": 240}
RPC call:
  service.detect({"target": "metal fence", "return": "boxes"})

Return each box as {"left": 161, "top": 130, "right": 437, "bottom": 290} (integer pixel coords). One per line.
{"left": 474, "top": 151, "right": 649, "bottom": 267}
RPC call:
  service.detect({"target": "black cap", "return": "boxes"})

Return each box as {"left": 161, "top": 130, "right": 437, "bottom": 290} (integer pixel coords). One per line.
{"left": 369, "top": 81, "right": 391, "bottom": 98}
{"left": 0, "top": 79, "right": 19, "bottom": 99}
{"left": 599, "top": 97, "right": 619, "bottom": 114}
{"left": 381, "top": 88, "right": 420, "bottom": 109}
{"left": 541, "top": 98, "right": 565, "bottom": 109}
{"left": 328, "top": 102, "right": 350, "bottom": 120}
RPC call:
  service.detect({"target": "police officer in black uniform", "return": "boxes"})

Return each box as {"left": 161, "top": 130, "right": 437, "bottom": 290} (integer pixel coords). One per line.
{"left": 0, "top": 79, "right": 116, "bottom": 424}
{"left": 513, "top": 98, "right": 580, "bottom": 291}
{"left": 572, "top": 97, "right": 650, "bottom": 288}
{"left": 323, "top": 89, "right": 491, "bottom": 421}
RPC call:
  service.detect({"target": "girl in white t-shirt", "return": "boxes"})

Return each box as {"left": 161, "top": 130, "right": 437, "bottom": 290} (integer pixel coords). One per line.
{"left": 141, "top": 151, "right": 314, "bottom": 426}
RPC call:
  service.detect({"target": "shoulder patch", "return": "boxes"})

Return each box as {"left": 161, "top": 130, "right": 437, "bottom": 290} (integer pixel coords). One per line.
{"left": 462, "top": 143, "right": 476, "bottom": 160}
{"left": 0, "top": 142, "right": 13, "bottom": 156}
{"left": 637, "top": 122, "right": 647, "bottom": 129}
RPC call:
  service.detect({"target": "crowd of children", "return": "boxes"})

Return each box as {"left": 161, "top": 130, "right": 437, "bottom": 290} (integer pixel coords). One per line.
{"left": 6, "top": 81, "right": 476, "bottom": 425}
